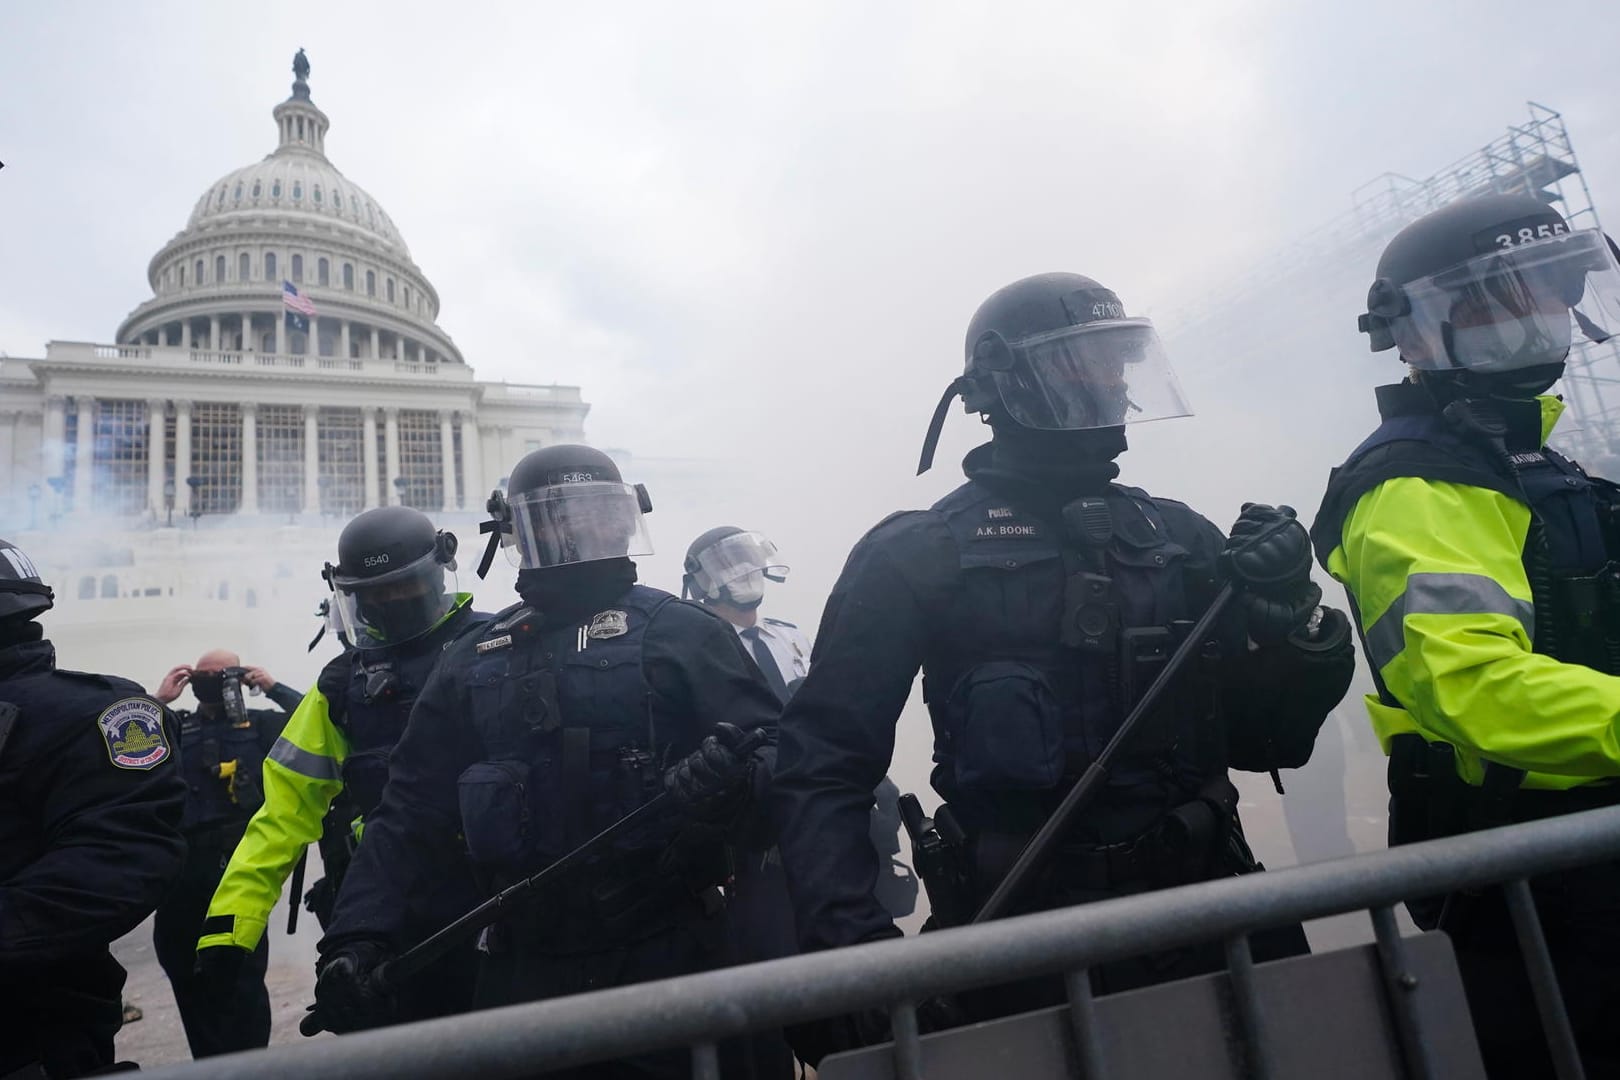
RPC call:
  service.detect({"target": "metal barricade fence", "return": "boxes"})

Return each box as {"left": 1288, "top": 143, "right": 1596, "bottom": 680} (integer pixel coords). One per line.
{"left": 144, "top": 804, "right": 1620, "bottom": 1080}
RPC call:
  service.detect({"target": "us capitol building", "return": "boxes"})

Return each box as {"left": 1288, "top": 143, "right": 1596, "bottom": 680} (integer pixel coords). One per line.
{"left": 0, "top": 51, "right": 588, "bottom": 532}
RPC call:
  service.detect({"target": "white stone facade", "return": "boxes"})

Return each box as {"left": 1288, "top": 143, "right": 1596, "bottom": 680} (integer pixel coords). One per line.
{"left": 0, "top": 56, "right": 587, "bottom": 530}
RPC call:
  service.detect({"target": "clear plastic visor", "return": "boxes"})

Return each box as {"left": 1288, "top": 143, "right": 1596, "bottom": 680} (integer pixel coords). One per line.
{"left": 507, "top": 482, "right": 655, "bottom": 569}
{"left": 332, "top": 552, "right": 454, "bottom": 648}
{"left": 1393, "top": 228, "right": 1620, "bottom": 372}
{"left": 692, "top": 531, "right": 788, "bottom": 597}
{"left": 990, "top": 318, "right": 1193, "bottom": 430}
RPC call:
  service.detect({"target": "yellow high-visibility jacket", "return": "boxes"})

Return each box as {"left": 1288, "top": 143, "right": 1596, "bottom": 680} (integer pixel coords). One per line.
{"left": 197, "top": 594, "right": 477, "bottom": 952}
{"left": 1314, "top": 388, "right": 1620, "bottom": 790}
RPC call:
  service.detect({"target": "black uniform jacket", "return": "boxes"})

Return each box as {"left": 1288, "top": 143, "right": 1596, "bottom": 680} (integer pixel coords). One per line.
{"left": 323, "top": 583, "right": 783, "bottom": 950}
{"left": 770, "top": 448, "right": 1354, "bottom": 952}
{"left": 0, "top": 633, "right": 186, "bottom": 976}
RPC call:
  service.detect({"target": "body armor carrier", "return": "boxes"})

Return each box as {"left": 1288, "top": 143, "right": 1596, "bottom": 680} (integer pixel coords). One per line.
{"left": 920, "top": 479, "right": 1218, "bottom": 841}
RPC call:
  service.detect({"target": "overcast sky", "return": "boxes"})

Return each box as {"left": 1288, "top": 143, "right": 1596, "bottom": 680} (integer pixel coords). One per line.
{"left": 4, "top": 0, "right": 1620, "bottom": 621}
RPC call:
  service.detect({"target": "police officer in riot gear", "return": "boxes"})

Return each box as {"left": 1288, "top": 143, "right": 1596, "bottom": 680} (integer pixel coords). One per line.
{"left": 1313, "top": 193, "right": 1620, "bottom": 1075}
{"left": 150, "top": 648, "right": 301, "bottom": 1057}
{"left": 684, "top": 526, "right": 916, "bottom": 1078}
{"left": 197, "top": 506, "right": 488, "bottom": 1028}
{"left": 771, "top": 273, "right": 1356, "bottom": 1064}
{"left": 315, "top": 446, "right": 781, "bottom": 1078}
{"left": 1, "top": 538, "right": 186, "bottom": 1078}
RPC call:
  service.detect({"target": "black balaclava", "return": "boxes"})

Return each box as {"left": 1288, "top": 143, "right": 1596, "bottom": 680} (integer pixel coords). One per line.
{"left": 516, "top": 557, "right": 639, "bottom": 629}
{"left": 975, "top": 411, "right": 1129, "bottom": 504}
{"left": 189, "top": 670, "right": 227, "bottom": 708}
{"left": 0, "top": 617, "right": 44, "bottom": 649}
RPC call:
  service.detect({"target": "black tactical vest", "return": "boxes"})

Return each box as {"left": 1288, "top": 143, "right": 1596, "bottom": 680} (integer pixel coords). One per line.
{"left": 176, "top": 707, "right": 274, "bottom": 833}
{"left": 1313, "top": 386, "right": 1620, "bottom": 677}
{"left": 320, "top": 603, "right": 481, "bottom": 816}
{"left": 920, "top": 479, "right": 1224, "bottom": 834}
{"left": 456, "top": 585, "right": 673, "bottom": 872}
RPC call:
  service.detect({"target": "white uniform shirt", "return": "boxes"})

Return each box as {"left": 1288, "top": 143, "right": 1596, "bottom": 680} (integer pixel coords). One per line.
{"left": 733, "top": 616, "right": 812, "bottom": 689}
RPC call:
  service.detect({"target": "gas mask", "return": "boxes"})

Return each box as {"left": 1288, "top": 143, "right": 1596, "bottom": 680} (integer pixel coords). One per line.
{"left": 721, "top": 570, "right": 767, "bottom": 611}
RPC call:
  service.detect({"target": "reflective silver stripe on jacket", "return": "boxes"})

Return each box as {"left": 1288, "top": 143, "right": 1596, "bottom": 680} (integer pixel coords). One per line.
{"left": 269, "top": 736, "right": 341, "bottom": 782}
{"left": 1364, "top": 571, "right": 1536, "bottom": 670}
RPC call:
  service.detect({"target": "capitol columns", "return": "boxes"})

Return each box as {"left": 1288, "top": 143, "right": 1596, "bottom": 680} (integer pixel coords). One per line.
{"left": 302, "top": 405, "right": 321, "bottom": 516}
{"left": 174, "top": 400, "right": 193, "bottom": 515}
{"left": 458, "top": 409, "right": 482, "bottom": 510}
{"left": 439, "top": 409, "right": 457, "bottom": 513}
{"left": 370, "top": 326, "right": 381, "bottom": 363}
{"left": 339, "top": 320, "right": 351, "bottom": 362}
{"left": 209, "top": 315, "right": 221, "bottom": 352}
{"left": 362, "top": 407, "right": 380, "bottom": 509}
{"left": 72, "top": 396, "right": 95, "bottom": 512}
{"left": 383, "top": 407, "right": 401, "bottom": 505}
{"left": 41, "top": 395, "right": 66, "bottom": 484}
{"left": 146, "top": 398, "right": 168, "bottom": 518}
{"left": 240, "top": 402, "right": 259, "bottom": 515}
{"left": 275, "top": 309, "right": 287, "bottom": 358}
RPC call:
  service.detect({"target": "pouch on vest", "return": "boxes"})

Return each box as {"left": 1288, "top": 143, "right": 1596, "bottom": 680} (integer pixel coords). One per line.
{"left": 457, "top": 759, "right": 532, "bottom": 865}
{"left": 341, "top": 747, "right": 393, "bottom": 817}
{"left": 944, "top": 661, "right": 1065, "bottom": 791}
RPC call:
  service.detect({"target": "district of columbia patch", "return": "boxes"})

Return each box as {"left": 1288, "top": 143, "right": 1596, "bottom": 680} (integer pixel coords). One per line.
{"left": 98, "top": 697, "right": 171, "bottom": 770}
{"left": 588, "top": 609, "right": 629, "bottom": 640}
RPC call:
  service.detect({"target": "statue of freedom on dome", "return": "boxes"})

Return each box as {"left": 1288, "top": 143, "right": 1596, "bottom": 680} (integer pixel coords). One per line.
{"left": 293, "top": 48, "right": 311, "bottom": 84}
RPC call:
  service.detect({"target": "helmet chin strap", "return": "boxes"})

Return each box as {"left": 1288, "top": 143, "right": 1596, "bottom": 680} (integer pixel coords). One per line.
{"left": 917, "top": 377, "right": 970, "bottom": 475}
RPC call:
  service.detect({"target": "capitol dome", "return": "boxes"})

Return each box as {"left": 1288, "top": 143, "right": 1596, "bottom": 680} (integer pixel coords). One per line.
{"left": 117, "top": 53, "right": 463, "bottom": 366}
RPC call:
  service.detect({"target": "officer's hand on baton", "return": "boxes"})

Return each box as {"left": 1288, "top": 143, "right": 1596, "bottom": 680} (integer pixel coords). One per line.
{"left": 303, "top": 940, "right": 394, "bottom": 1036}
{"left": 1220, "top": 503, "right": 1321, "bottom": 645}
{"left": 663, "top": 722, "right": 758, "bottom": 822}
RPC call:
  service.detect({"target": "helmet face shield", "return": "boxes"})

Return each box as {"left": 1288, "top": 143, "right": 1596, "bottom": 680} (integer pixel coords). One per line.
{"left": 1388, "top": 228, "right": 1620, "bottom": 373}
{"left": 506, "top": 481, "right": 654, "bottom": 569}
{"left": 983, "top": 318, "right": 1192, "bottom": 431}
{"left": 690, "top": 531, "right": 787, "bottom": 601}
{"left": 331, "top": 550, "right": 454, "bottom": 648}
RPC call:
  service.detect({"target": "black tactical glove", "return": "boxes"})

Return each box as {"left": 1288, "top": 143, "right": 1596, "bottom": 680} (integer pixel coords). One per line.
{"left": 1220, "top": 503, "right": 1319, "bottom": 645}
{"left": 663, "top": 722, "right": 756, "bottom": 822}
{"left": 193, "top": 944, "right": 248, "bottom": 992}
{"left": 307, "top": 939, "right": 393, "bottom": 1035}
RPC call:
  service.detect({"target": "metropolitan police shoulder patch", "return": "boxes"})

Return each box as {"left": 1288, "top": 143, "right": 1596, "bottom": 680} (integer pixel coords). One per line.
{"left": 97, "top": 697, "right": 171, "bottom": 770}
{"left": 588, "top": 609, "right": 629, "bottom": 640}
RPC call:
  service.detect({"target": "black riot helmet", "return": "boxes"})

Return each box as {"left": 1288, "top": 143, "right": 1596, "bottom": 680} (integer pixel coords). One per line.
{"left": 322, "top": 506, "right": 457, "bottom": 649}
{"left": 0, "top": 538, "right": 53, "bottom": 625}
{"left": 476, "top": 444, "right": 653, "bottom": 578}
{"left": 1360, "top": 193, "right": 1620, "bottom": 397}
{"left": 682, "top": 526, "right": 788, "bottom": 609}
{"left": 917, "top": 273, "right": 1192, "bottom": 473}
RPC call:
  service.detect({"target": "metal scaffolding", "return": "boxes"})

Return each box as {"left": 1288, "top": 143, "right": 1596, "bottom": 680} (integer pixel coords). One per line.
{"left": 1170, "top": 103, "right": 1620, "bottom": 465}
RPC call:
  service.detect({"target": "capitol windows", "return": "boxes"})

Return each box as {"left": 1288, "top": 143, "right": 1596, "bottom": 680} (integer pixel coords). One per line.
{"left": 194, "top": 260, "right": 204, "bottom": 285}
{"left": 93, "top": 399, "right": 150, "bottom": 516}
{"left": 217, "top": 187, "right": 226, "bottom": 207}
{"left": 239, "top": 252, "right": 250, "bottom": 281}
{"left": 190, "top": 403, "right": 243, "bottom": 515}
{"left": 386, "top": 278, "right": 395, "bottom": 303}
{"left": 272, "top": 180, "right": 282, "bottom": 199}
{"left": 333, "top": 192, "right": 342, "bottom": 210}
{"left": 313, "top": 184, "right": 322, "bottom": 205}
{"left": 178, "top": 264, "right": 186, "bottom": 287}
{"left": 404, "top": 285, "right": 412, "bottom": 310}
{"left": 397, "top": 410, "right": 444, "bottom": 512}
{"left": 319, "top": 408, "right": 366, "bottom": 516}
{"left": 235, "top": 182, "right": 244, "bottom": 202}
{"left": 366, "top": 270, "right": 376, "bottom": 297}
{"left": 252, "top": 180, "right": 262, "bottom": 198}
{"left": 257, "top": 405, "right": 305, "bottom": 515}
{"left": 215, "top": 255, "right": 226, "bottom": 283}
{"left": 293, "top": 181, "right": 303, "bottom": 201}
{"left": 318, "top": 258, "right": 330, "bottom": 287}
{"left": 343, "top": 263, "right": 354, "bottom": 290}
{"left": 265, "top": 252, "right": 277, "bottom": 281}
{"left": 292, "top": 254, "right": 304, "bottom": 283}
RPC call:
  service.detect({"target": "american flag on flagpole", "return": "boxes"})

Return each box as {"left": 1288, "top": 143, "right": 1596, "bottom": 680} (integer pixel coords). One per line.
{"left": 283, "top": 280, "right": 316, "bottom": 333}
